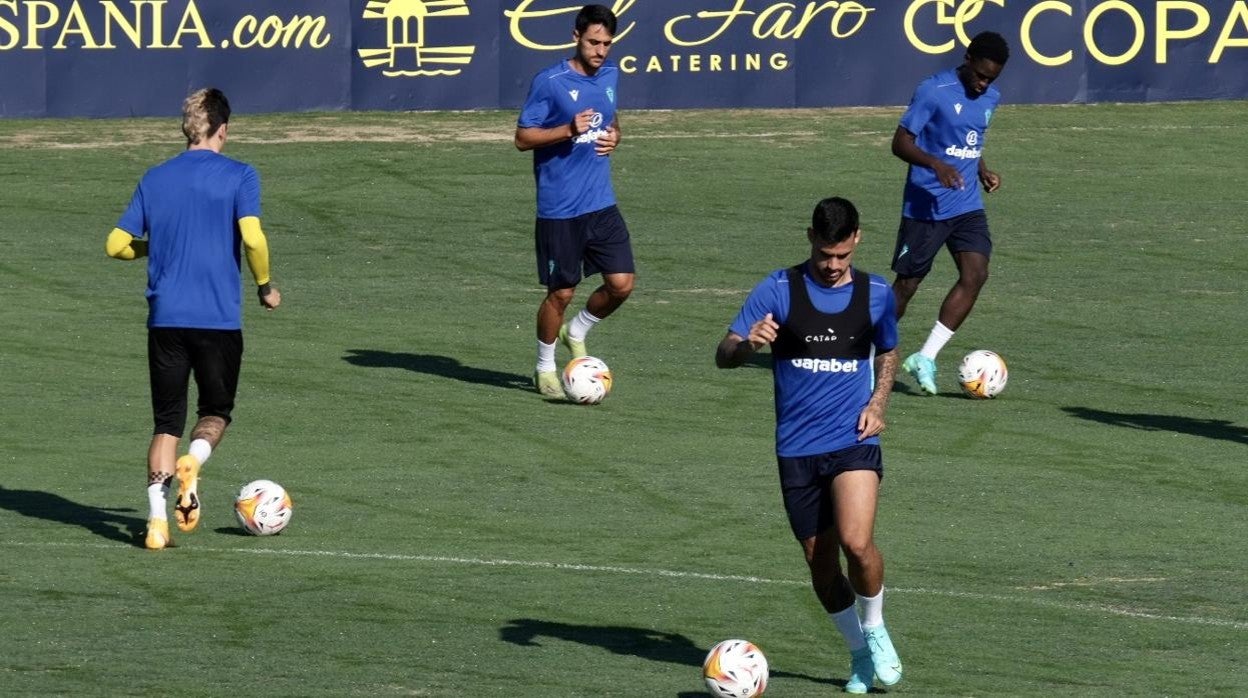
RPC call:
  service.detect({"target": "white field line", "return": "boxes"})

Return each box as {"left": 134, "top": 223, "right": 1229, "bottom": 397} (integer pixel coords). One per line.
{"left": 6, "top": 540, "right": 1245, "bottom": 630}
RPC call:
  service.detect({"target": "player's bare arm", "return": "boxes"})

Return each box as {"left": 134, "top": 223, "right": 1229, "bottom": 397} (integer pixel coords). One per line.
{"left": 514, "top": 108, "right": 596, "bottom": 151}
{"left": 978, "top": 160, "right": 1001, "bottom": 193}
{"left": 858, "top": 347, "right": 898, "bottom": 440}
{"left": 716, "top": 313, "right": 779, "bottom": 369}
{"left": 891, "top": 126, "right": 964, "bottom": 190}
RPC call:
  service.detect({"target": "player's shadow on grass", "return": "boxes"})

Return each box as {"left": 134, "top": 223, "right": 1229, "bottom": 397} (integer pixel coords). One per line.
{"left": 343, "top": 350, "right": 531, "bottom": 392}
{"left": 1063, "top": 407, "right": 1248, "bottom": 445}
{"left": 0, "top": 485, "right": 145, "bottom": 545}
{"left": 500, "top": 618, "right": 842, "bottom": 690}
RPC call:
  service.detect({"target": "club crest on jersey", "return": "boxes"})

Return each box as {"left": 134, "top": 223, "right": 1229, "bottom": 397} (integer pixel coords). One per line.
{"left": 985, "top": 108, "right": 993, "bottom": 124}
{"left": 606, "top": 87, "right": 615, "bottom": 103}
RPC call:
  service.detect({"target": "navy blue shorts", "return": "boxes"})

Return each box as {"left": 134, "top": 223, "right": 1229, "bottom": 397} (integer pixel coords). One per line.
{"left": 535, "top": 205, "right": 635, "bottom": 290}
{"left": 891, "top": 210, "right": 992, "bottom": 278}
{"left": 148, "top": 328, "right": 243, "bottom": 437}
{"left": 777, "top": 444, "right": 883, "bottom": 541}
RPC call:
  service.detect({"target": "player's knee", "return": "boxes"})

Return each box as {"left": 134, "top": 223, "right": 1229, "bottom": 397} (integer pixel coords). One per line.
{"left": 606, "top": 275, "right": 634, "bottom": 300}
{"left": 839, "top": 537, "right": 877, "bottom": 566}
{"left": 960, "top": 265, "right": 989, "bottom": 290}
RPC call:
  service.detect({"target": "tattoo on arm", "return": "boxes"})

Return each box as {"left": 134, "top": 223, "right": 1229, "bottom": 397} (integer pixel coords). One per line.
{"left": 870, "top": 349, "right": 899, "bottom": 412}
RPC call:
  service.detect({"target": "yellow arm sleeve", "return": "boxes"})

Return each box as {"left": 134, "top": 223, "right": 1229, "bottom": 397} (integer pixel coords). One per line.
{"left": 105, "top": 228, "right": 147, "bottom": 260}
{"left": 238, "top": 216, "right": 271, "bottom": 286}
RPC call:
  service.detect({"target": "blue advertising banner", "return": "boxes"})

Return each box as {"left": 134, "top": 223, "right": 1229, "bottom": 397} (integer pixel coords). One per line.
{"left": 1, "top": 0, "right": 1246, "bottom": 117}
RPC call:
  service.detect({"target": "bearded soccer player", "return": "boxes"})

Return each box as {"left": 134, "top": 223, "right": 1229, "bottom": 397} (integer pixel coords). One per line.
{"left": 107, "top": 88, "right": 281, "bottom": 550}
{"left": 515, "top": 4, "right": 635, "bottom": 397}
{"left": 716, "top": 197, "right": 903, "bottom": 694}
{"left": 890, "top": 31, "right": 1010, "bottom": 394}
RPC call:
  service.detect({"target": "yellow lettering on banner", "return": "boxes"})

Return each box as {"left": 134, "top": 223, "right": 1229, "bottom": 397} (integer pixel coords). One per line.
{"left": 101, "top": 0, "right": 143, "bottom": 49}
{"left": 770, "top": 52, "right": 789, "bottom": 69}
{"left": 23, "top": 0, "right": 58, "bottom": 49}
{"left": 667, "top": 0, "right": 871, "bottom": 47}
{"left": 1085, "top": 0, "right": 1144, "bottom": 65}
{"left": 234, "top": 14, "right": 329, "bottom": 49}
{"left": 1021, "top": 1, "right": 1072, "bottom": 66}
{"left": 1210, "top": 1, "right": 1248, "bottom": 62}
{"left": 505, "top": 0, "right": 635, "bottom": 50}
{"left": 148, "top": 0, "right": 167, "bottom": 48}
{"left": 0, "top": 1, "right": 18, "bottom": 50}
{"left": 646, "top": 54, "right": 661, "bottom": 72}
{"left": 665, "top": 0, "right": 749, "bottom": 47}
{"left": 688, "top": 53, "right": 700, "bottom": 71}
{"left": 710, "top": 54, "right": 722, "bottom": 70}
{"left": 54, "top": 1, "right": 94, "bottom": 48}
{"left": 1156, "top": 1, "right": 1209, "bottom": 63}
{"left": 952, "top": 0, "right": 1003, "bottom": 47}
{"left": 168, "top": 0, "right": 210, "bottom": 49}
{"left": 619, "top": 54, "right": 636, "bottom": 72}
{"left": 745, "top": 53, "right": 760, "bottom": 70}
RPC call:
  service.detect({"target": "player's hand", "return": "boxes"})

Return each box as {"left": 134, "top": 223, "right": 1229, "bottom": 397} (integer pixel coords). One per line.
{"left": 259, "top": 285, "right": 281, "bottom": 310}
{"left": 857, "top": 404, "right": 886, "bottom": 441}
{"left": 980, "top": 169, "right": 1001, "bottom": 193}
{"left": 747, "top": 313, "right": 779, "bottom": 351}
{"left": 934, "top": 162, "right": 965, "bottom": 190}
{"left": 595, "top": 126, "right": 619, "bottom": 156}
{"left": 570, "top": 108, "right": 595, "bottom": 137}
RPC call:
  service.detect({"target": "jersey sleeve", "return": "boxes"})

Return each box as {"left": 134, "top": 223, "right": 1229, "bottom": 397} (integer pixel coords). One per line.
{"left": 728, "top": 271, "right": 788, "bottom": 338}
{"left": 115, "top": 182, "right": 147, "bottom": 237}
{"left": 898, "top": 80, "right": 937, "bottom": 136}
{"left": 517, "top": 74, "right": 554, "bottom": 129}
{"left": 870, "top": 279, "right": 899, "bottom": 353}
{"left": 235, "top": 165, "right": 261, "bottom": 220}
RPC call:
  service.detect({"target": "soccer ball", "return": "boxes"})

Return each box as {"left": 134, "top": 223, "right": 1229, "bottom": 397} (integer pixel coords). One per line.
{"left": 561, "top": 356, "right": 613, "bottom": 404}
{"left": 958, "top": 349, "right": 1009, "bottom": 399}
{"left": 234, "top": 479, "right": 293, "bottom": 535}
{"left": 702, "top": 639, "right": 768, "bottom": 697}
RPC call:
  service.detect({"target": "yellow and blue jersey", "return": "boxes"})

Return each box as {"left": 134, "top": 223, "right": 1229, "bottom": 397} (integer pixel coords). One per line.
{"left": 116, "top": 150, "right": 260, "bottom": 330}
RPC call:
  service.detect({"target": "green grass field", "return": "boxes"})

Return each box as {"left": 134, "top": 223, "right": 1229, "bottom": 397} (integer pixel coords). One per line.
{"left": 1, "top": 102, "right": 1245, "bottom": 696}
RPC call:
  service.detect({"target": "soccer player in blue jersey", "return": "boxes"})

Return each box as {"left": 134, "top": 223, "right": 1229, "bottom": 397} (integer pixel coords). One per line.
{"left": 890, "top": 31, "right": 1010, "bottom": 394}
{"left": 106, "top": 88, "right": 281, "bottom": 550}
{"left": 716, "top": 198, "right": 903, "bottom": 694}
{"left": 515, "top": 4, "right": 634, "bottom": 397}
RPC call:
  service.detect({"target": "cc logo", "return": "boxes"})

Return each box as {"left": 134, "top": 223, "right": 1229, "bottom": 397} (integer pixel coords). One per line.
{"left": 904, "top": 0, "right": 1005, "bottom": 54}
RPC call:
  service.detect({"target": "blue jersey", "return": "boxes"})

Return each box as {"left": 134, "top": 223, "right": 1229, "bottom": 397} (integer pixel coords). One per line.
{"left": 899, "top": 67, "right": 1001, "bottom": 221}
{"left": 117, "top": 150, "right": 261, "bottom": 330}
{"left": 729, "top": 266, "right": 898, "bottom": 457}
{"left": 518, "top": 59, "right": 619, "bottom": 220}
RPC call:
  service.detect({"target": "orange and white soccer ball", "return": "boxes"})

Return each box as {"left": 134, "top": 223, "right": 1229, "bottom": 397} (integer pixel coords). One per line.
{"left": 561, "top": 356, "right": 613, "bottom": 404}
{"left": 702, "top": 639, "right": 768, "bottom": 697}
{"left": 234, "top": 479, "right": 293, "bottom": 535}
{"left": 958, "top": 349, "right": 1009, "bottom": 399}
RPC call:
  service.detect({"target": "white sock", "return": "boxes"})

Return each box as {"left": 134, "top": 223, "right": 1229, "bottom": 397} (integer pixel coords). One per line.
{"left": 830, "top": 606, "right": 867, "bottom": 651}
{"left": 188, "top": 438, "right": 212, "bottom": 466}
{"left": 567, "top": 309, "right": 601, "bottom": 342}
{"left": 919, "top": 321, "right": 955, "bottom": 360}
{"left": 147, "top": 481, "right": 169, "bottom": 520}
{"left": 536, "top": 340, "right": 557, "bottom": 373}
{"left": 856, "top": 588, "right": 885, "bottom": 629}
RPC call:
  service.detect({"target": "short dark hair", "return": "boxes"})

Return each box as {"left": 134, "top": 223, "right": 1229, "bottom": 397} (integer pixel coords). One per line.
{"left": 576, "top": 4, "right": 617, "bottom": 35}
{"left": 967, "top": 31, "right": 1009, "bottom": 65}
{"left": 810, "top": 197, "right": 859, "bottom": 244}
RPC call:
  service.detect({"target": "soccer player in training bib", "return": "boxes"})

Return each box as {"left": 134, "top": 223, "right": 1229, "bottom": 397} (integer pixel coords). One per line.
{"left": 890, "top": 31, "right": 1010, "bottom": 394}
{"left": 716, "top": 198, "right": 903, "bottom": 694}
{"left": 106, "top": 88, "right": 281, "bottom": 550}
{"left": 515, "top": 4, "right": 635, "bottom": 397}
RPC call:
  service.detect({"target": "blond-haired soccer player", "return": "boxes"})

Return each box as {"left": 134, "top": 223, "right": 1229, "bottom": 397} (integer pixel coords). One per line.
{"left": 107, "top": 88, "right": 281, "bottom": 550}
